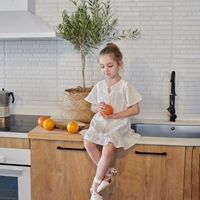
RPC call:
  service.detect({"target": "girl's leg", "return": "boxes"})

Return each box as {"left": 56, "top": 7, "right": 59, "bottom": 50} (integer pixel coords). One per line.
{"left": 84, "top": 139, "right": 102, "bottom": 165}
{"left": 92, "top": 142, "right": 116, "bottom": 193}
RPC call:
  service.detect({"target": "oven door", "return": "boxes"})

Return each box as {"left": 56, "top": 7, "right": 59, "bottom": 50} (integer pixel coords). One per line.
{"left": 0, "top": 148, "right": 31, "bottom": 200}
{"left": 0, "top": 165, "right": 31, "bottom": 200}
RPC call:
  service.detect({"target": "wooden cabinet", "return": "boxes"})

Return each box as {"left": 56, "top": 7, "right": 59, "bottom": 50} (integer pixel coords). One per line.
{"left": 30, "top": 138, "right": 199, "bottom": 200}
{"left": 114, "top": 144, "right": 185, "bottom": 200}
{"left": 184, "top": 147, "right": 200, "bottom": 200}
{"left": 192, "top": 147, "right": 200, "bottom": 200}
{"left": 30, "top": 139, "right": 96, "bottom": 200}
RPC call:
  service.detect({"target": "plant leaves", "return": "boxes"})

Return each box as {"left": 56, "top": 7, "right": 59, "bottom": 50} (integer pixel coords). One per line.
{"left": 57, "top": 0, "right": 141, "bottom": 91}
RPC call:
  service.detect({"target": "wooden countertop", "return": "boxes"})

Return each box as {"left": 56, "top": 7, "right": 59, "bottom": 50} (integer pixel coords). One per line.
{"left": 28, "top": 125, "right": 83, "bottom": 142}
{"left": 28, "top": 125, "right": 200, "bottom": 146}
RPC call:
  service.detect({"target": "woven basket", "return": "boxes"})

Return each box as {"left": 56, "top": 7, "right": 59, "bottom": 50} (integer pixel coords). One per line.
{"left": 60, "top": 87, "right": 94, "bottom": 123}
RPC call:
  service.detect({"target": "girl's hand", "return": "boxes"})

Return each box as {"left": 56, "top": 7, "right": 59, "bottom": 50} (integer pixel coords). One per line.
{"left": 91, "top": 102, "right": 106, "bottom": 113}
{"left": 98, "top": 102, "right": 106, "bottom": 113}
{"left": 102, "top": 103, "right": 140, "bottom": 119}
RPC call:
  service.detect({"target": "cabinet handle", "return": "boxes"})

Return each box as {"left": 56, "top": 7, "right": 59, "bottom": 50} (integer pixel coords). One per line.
{"left": 57, "top": 146, "right": 86, "bottom": 151}
{"left": 135, "top": 151, "right": 167, "bottom": 156}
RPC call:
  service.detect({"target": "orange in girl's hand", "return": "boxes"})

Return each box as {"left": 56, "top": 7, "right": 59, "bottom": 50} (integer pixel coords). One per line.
{"left": 38, "top": 116, "right": 49, "bottom": 127}
{"left": 101, "top": 104, "right": 113, "bottom": 116}
{"left": 43, "top": 118, "right": 55, "bottom": 130}
{"left": 67, "top": 121, "right": 79, "bottom": 134}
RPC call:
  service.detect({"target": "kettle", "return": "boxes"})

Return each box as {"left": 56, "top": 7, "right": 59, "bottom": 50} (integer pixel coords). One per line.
{"left": 0, "top": 88, "right": 15, "bottom": 107}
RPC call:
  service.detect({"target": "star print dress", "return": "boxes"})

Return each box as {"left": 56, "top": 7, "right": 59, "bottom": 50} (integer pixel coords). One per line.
{"left": 80, "top": 79, "right": 143, "bottom": 150}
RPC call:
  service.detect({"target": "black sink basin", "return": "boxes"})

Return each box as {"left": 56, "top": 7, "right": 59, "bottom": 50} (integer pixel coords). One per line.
{"left": 131, "top": 123, "right": 200, "bottom": 138}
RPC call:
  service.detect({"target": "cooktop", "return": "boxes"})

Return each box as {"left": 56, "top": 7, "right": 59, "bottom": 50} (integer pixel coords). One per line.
{"left": 0, "top": 114, "right": 46, "bottom": 133}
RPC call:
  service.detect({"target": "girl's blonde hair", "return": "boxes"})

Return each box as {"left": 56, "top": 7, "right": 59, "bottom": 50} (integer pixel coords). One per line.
{"left": 99, "top": 43, "right": 123, "bottom": 64}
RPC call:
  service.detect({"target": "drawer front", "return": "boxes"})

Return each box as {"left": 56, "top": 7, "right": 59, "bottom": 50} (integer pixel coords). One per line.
{"left": 0, "top": 138, "right": 30, "bottom": 149}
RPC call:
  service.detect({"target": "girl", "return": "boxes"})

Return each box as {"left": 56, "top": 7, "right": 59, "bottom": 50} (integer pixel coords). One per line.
{"left": 80, "top": 43, "right": 142, "bottom": 200}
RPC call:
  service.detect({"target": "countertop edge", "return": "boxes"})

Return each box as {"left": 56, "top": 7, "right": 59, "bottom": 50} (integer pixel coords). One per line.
{"left": 27, "top": 134, "right": 200, "bottom": 146}
{"left": 0, "top": 134, "right": 199, "bottom": 146}
{"left": 138, "top": 136, "right": 200, "bottom": 146}
{"left": 28, "top": 133, "right": 83, "bottom": 142}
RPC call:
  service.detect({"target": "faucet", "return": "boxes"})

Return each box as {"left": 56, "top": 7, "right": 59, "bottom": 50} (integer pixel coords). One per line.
{"left": 167, "top": 71, "right": 177, "bottom": 121}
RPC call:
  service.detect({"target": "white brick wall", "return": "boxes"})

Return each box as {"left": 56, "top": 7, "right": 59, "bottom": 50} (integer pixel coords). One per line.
{"left": 1, "top": 0, "right": 200, "bottom": 120}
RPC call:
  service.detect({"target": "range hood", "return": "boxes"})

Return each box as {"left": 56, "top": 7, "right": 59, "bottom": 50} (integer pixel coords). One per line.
{"left": 0, "top": 0, "right": 64, "bottom": 40}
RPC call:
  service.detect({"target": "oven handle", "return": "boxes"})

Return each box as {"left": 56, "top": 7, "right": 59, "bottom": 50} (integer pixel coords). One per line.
{"left": 0, "top": 166, "right": 23, "bottom": 176}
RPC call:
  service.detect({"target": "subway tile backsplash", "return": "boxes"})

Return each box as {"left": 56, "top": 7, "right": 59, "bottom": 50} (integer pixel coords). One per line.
{"left": 0, "top": 0, "right": 200, "bottom": 121}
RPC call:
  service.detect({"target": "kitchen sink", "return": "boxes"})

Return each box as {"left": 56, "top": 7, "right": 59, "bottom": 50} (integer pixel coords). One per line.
{"left": 131, "top": 123, "right": 200, "bottom": 138}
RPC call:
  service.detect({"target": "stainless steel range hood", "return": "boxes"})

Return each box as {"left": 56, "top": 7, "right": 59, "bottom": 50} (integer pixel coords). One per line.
{"left": 0, "top": 0, "right": 64, "bottom": 40}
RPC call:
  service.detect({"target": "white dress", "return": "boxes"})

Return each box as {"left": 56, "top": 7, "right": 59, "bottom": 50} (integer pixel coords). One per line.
{"left": 80, "top": 79, "right": 143, "bottom": 150}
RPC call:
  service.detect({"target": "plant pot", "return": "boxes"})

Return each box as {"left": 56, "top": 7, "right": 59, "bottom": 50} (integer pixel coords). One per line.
{"left": 60, "top": 86, "right": 94, "bottom": 123}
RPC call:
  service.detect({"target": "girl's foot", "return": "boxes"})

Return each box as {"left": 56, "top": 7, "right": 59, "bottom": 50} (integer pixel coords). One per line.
{"left": 90, "top": 191, "right": 103, "bottom": 200}
{"left": 90, "top": 177, "right": 103, "bottom": 200}
{"left": 97, "top": 168, "right": 117, "bottom": 193}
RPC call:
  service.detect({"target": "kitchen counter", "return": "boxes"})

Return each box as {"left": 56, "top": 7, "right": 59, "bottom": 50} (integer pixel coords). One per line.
{"left": 137, "top": 136, "right": 200, "bottom": 146}
{"left": 28, "top": 125, "right": 200, "bottom": 147}
{"left": 131, "top": 118, "right": 200, "bottom": 125}
{"left": 28, "top": 125, "right": 83, "bottom": 142}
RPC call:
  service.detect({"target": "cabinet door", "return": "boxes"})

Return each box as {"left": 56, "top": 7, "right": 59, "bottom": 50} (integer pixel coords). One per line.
{"left": 191, "top": 147, "right": 200, "bottom": 200}
{"left": 31, "top": 139, "right": 95, "bottom": 200}
{"left": 184, "top": 147, "right": 193, "bottom": 200}
{"left": 115, "top": 144, "right": 185, "bottom": 200}
{"left": 0, "top": 137, "right": 29, "bottom": 149}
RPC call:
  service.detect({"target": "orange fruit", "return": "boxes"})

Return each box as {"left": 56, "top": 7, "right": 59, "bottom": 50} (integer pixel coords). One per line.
{"left": 38, "top": 116, "right": 48, "bottom": 127}
{"left": 67, "top": 121, "right": 79, "bottom": 134}
{"left": 43, "top": 118, "right": 55, "bottom": 130}
{"left": 101, "top": 104, "right": 113, "bottom": 116}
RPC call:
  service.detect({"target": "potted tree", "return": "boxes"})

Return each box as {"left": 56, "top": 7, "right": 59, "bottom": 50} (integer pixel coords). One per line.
{"left": 57, "top": 0, "right": 140, "bottom": 122}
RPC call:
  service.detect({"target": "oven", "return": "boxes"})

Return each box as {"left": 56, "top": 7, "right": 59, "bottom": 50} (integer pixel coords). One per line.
{"left": 0, "top": 148, "right": 31, "bottom": 200}
{"left": 0, "top": 114, "right": 43, "bottom": 200}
